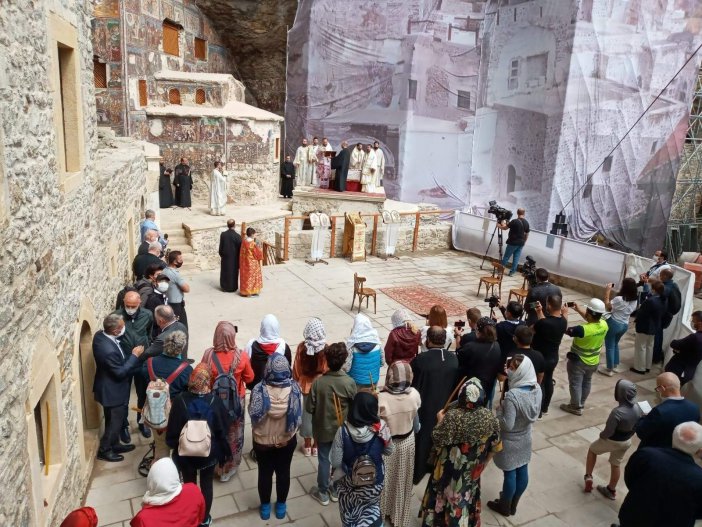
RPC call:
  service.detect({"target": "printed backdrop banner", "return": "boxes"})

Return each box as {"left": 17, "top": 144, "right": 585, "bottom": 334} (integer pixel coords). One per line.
{"left": 285, "top": 0, "right": 702, "bottom": 255}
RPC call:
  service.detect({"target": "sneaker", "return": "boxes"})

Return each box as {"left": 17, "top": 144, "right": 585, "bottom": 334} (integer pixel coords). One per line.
{"left": 275, "top": 502, "right": 287, "bottom": 519}
{"left": 260, "top": 503, "right": 271, "bottom": 520}
{"left": 310, "top": 487, "right": 330, "bottom": 506}
{"left": 312, "top": 447, "right": 318, "bottom": 457}
{"left": 629, "top": 367, "right": 646, "bottom": 375}
{"left": 613, "top": 366, "right": 626, "bottom": 374}
{"left": 584, "top": 475, "right": 593, "bottom": 493}
{"left": 303, "top": 446, "right": 312, "bottom": 457}
{"left": 597, "top": 485, "right": 616, "bottom": 500}
{"left": 597, "top": 366, "right": 614, "bottom": 377}
{"left": 560, "top": 403, "right": 583, "bottom": 416}
{"left": 329, "top": 484, "right": 339, "bottom": 502}
{"left": 220, "top": 467, "right": 237, "bottom": 483}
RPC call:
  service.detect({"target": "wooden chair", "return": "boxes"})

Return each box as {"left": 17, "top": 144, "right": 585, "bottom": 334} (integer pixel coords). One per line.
{"left": 352, "top": 272, "right": 377, "bottom": 314}
{"left": 477, "top": 262, "right": 504, "bottom": 299}
{"left": 508, "top": 276, "right": 529, "bottom": 304}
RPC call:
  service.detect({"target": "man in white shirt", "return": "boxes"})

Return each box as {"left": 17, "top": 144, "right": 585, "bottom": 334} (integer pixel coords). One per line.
{"left": 373, "top": 141, "right": 385, "bottom": 187}
{"left": 294, "top": 137, "right": 313, "bottom": 186}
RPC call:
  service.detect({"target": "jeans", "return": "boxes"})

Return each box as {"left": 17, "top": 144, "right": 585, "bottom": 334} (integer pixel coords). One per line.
{"left": 255, "top": 437, "right": 297, "bottom": 504}
{"left": 502, "top": 464, "right": 529, "bottom": 502}
{"left": 566, "top": 357, "right": 598, "bottom": 408}
{"left": 99, "top": 404, "right": 128, "bottom": 452}
{"left": 316, "top": 441, "right": 333, "bottom": 494}
{"left": 634, "top": 333, "right": 655, "bottom": 371}
{"left": 181, "top": 464, "right": 215, "bottom": 520}
{"left": 501, "top": 244, "right": 523, "bottom": 274}
{"left": 541, "top": 358, "right": 558, "bottom": 413}
{"left": 604, "top": 318, "right": 629, "bottom": 369}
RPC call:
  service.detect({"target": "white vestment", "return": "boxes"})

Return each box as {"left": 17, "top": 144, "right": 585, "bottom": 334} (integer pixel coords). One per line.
{"left": 209, "top": 169, "right": 227, "bottom": 216}
{"left": 374, "top": 148, "right": 385, "bottom": 186}
{"left": 308, "top": 145, "right": 320, "bottom": 184}
{"left": 294, "top": 145, "right": 312, "bottom": 186}
{"left": 350, "top": 147, "right": 364, "bottom": 170}
{"left": 360, "top": 150, "right": 379, "bottom": 193}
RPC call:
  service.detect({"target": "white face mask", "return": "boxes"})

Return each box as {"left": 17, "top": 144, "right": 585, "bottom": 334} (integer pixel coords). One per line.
{"left": 116, "top": 326, "right": 126, "bottom": 338}
{"left": 157, "top": 282, "right": 169, "bottom": 293}
{"left": 125, "top": 307, "right": 138, "bottom": 316}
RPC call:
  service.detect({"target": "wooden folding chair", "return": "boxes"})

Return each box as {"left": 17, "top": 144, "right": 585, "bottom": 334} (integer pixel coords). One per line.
{"left": 508, "top": 276, "right": 529, "bottom": 304}
{"left": 477, "top": 262, "right": 504, "bottom": 299}
{"left": 351, "top": 272, "right": 377, "bottom": 313}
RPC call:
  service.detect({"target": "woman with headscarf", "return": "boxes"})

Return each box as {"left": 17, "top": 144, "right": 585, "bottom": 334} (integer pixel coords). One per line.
{"left": 331, "top": 392, "right": 395, "bottom": 527}
{"left": 249, "top": 354, "right": 303, "bottom": 520}
{"left": 203, "top": 321, "right": 254, "bottom": 482}
{"left": 292, "top": 317, "right": 328, "bottom": 456}
{"left": 487, "top": 355, "right": 542, "bottom": 517}
{"left": 343, "top": 314, "right": 384, "bottom": 389}
{"left": 60, "top": 507, "right": 98, "bottom": 527}
{"left": 384, "top": 309, "right": 421, "bottom": 365}
{"left": 131, "top": 458, "right": 205, "bottom": 526}
{"left": 420, "top": 378, "right": 502, "bottom": 527}
{"left": 166, "top": 364, "right": 232, "bottom": 527}
{"left": 246, "top": 314, "right": 293, "bottom": 389}
{"left": 420, "top": 305, "right": 454, "bottom": 352}
{"left": 457, "top": 317, "right": 503, "bottom": 408}
{"left": 378, "top": 361, "right": 422, "bottom": 527}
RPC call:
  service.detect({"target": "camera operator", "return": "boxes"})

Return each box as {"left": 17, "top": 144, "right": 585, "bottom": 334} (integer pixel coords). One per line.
{"left": 494, "top": 299, "right": 526, "bottom": 363}
{"left": 524, "top": 269, "right": 562, "bottom": 325}
{"left": 533, "top": 296, "right": 568, "bottom": 417}
{"left": 497, "top": 207, "right": 529, "bottom": 276}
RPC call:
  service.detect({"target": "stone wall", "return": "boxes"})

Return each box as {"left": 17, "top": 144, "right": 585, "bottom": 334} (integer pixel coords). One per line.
{"left": 0, "top": 2, "right": 152, "bottom": 524}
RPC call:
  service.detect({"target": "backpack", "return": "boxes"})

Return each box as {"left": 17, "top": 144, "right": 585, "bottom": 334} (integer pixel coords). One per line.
{"left": 178, "top": 398, "right": 213, "bottom": 457}
{"left": 207, "top": 350, "right": 243, "bottom": 421}
{"left": 141, "top": 358, "right": 189, "bottom": 431}
{"left": 342, "top": 425, "right": 378, "bottom": 487}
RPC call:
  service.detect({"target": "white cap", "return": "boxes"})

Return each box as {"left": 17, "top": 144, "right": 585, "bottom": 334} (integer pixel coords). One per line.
{"left": 586, "top": 298, "right": 606, "bottom": 314}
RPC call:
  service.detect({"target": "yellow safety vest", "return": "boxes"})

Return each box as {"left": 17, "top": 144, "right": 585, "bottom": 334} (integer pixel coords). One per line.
{"left": 571, "top": 319, "right": 608, "bottom": 366}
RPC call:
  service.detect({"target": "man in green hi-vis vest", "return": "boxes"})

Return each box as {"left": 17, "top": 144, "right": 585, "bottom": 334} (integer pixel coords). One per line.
{"left": 560, "top": 298, "right": 609, "bottom": 416}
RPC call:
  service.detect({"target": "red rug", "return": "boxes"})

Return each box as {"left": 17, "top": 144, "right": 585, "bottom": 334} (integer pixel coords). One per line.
{"left": 380, "top": 285, "right": 467, "bottom": 317}
{"left": 309, "top": 187, "right": 385, "bottom": 198}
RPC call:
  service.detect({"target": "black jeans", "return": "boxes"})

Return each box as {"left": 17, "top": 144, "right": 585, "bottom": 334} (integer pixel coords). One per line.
{"left": 254, "top": 437, "right": 297, "bottom": 504}
{"left": 100, "top": 404, "right": 128, "bottom": 452}
{"left": 181, "top": 464, "right": 215, "bottom": 519}
{"left": 541, "top": 358, "right": 558, "bottom": 413}
{"left": 171, "top": 302, "right": 189, "bottom": 332}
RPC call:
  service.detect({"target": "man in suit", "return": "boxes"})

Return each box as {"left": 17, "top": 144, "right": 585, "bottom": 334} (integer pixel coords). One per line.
{"left": 132, "top": 242, "right": 166, "bottom": 280}
{"left": 137, "top": 229, "right": 159, "bottom": 256}
{"left": 92, "top": 314, "right": 144, "bottom": 462}
{"left": 143, "top": 304, "right": 189, "bottom": 361}
{"left": 219, "top": 219, "right": 242, "bottom": 292}
{"left": 614, "top": 421, "right": 702, "bottom": 527}
{"left": 635, "top": 372, "right": 700, "bottom": 449}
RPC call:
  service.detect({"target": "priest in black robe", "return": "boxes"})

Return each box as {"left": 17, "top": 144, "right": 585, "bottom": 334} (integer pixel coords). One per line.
{"left": 411, "top": 325, "right": 459, "bottom": 484}
{"left": 331, "top": 140, "right": 351, "bottom": 192}
{"left": 159, "top": 167, "right": 174, "bottom": 208}
{"left": 219, "top": 219, "right": 242, "bottom": 292}
{"left": 174, "top": 157, "right": 193, "bottom": 208}
{"left": 280, "top": 154, "right": 295, "bottom": 198}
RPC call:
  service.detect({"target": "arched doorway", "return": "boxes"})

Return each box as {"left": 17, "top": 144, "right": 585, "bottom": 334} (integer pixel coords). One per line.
{"left": 79, "top": 321, "right": 99, "bottom": 430}
{"left": 507, "top": 165, "right": 517, "bottom": 194}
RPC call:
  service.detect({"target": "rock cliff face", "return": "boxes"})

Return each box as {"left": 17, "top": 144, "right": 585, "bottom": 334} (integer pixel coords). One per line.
{"left": 195, "top": 0, "right": 298, "bottom": 115}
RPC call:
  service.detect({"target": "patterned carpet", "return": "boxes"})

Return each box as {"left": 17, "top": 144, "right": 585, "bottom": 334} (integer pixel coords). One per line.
{"left": 380, "top": 285, "right": 467, "bottom": 317}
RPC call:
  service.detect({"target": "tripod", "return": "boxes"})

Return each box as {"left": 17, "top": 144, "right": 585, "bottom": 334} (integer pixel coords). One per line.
{"left": 480, "top": 223, "right": 504, "bottom": 270}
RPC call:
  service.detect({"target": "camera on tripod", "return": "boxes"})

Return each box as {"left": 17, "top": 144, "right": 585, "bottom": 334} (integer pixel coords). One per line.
{"left": 485, "top": 295, "right": 500, "bottom": 308}
{"left": 488, "top": 200, "right": 513, "bottom": 223}
{"left": 522, "top": 255, "right": 537, "bottom": 287}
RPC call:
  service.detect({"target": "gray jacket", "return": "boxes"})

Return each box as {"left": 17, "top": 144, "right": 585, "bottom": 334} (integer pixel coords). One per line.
{"left": 494, "top": 384, "right": 542, "bottom": 471}
{"left": 601, "top": 379, "right": 642, "bottom": 442}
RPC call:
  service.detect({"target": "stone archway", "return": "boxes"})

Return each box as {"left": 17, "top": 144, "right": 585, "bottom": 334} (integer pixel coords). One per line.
{"left": 78, "top": 321, "right": 99, "bottom": 431}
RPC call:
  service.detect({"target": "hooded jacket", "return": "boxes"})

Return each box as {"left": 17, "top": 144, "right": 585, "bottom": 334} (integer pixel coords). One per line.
{"left": 601, "top": 379, "right": 643, "bottom": 442}
{"left": 384, "top": 326, "right": 421, "bottom": 365}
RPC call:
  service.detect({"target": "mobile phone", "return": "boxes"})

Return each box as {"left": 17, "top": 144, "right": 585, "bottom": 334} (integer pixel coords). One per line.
{"left": 454, "top": 320, "right": 466, "bottom": 328}
{"left": 609, "top": 283, "right": 615, "bottom": 288}
{"left": 234, "top": 325, "right": 239, "bottom": 333}
{"left": 528, "top": 302, "right": 538, "bottom": 309}
{"left": 567, "top": 301, "right": 576, "bottom": 308}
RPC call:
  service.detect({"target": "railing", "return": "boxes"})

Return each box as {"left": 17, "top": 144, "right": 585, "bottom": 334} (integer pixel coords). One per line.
{"left": 282, "top": 210, "right": 456, "bottom": 261}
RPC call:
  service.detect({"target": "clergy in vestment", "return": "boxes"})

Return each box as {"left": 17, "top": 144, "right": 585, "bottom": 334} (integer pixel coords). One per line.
{"left": 315, "top": 137, "right": 334, "bottom": 189}
{"left": 219, "top": 219, "right": 242, "bottom": 292}
{"left": 411, "top": 326, "right": 459, "bottom": 484}
{"left": 209, "top": 161, "right": 227, "bottom": 216}
{"left": 331, "top": 141, "right": 351, "bottom": 192}
{"left": 308, "top": 137, "right": 320, "bottom": 185}
{"left": 159, "top": 167, "right": 174, "bottom": 208}
{"left": 239, "top": 227, "right": 264, "bottom": 297}
{"left": 373, "top": 141, "right": 385, "bottom": 187}
{"left": 293, "top": 138, "right": 312, "bottom": 186}
{"left": 350, "top": 143, "right": 364, "bottom": 170}
{"left": 174, "top": 157, "right": 193, "bottom": 208}
{"left": 280, "top": 155, "right": 295, "bottom": 198}
{"left": 360, "top": 144, "right": 379, "bottom": 193}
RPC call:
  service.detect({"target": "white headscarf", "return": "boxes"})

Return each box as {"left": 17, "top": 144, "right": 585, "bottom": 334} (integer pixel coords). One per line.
{"left": 143, "top": 458, "right": 182, "bottom": 506}
{"left": 391, "top": 309, "right": 413, "bottom": 329}
{"left": 246, "top": 314, "right": 286, "bottom": 356}
{"left": 346, "top": 314, "right": 380, "bottom": 352}
{"left": 507, "top": 355, "right": 537, "bottom": 390}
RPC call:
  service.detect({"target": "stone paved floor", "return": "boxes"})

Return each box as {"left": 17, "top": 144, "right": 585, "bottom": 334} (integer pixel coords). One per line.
{"left": 85, "top": 250, "right": 687, "bottom": 527}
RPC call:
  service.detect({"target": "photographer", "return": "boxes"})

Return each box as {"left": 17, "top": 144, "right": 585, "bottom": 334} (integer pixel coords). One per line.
{"left": 494, "top": 300, "right": 526, "bottom": 363}
{"left": 533, "top": 296, "right": 568, "bottom": 417}
{"left": 524, "top": 269, "right": 562, "bottom": 326}
{"left": 498, "top": 208, "right": 529, "bottom": 276}
{"left": 454, "top": 307, "right": 482, "bottom": 348}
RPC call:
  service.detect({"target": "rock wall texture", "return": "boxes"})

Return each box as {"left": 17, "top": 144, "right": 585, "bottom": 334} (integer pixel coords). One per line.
{"left": 0, "top": 2, "right": 151, "bottom": 524}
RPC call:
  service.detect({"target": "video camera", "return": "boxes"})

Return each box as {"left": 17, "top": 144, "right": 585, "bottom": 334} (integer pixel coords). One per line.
{"left": 485, "top": 295, "right": 500, "bottom": 309}
{"left": 488, "top": 200, "right": 513, "bottom": 223}
{"left": 522, "top": 255, "right": 537, "bottom": 288}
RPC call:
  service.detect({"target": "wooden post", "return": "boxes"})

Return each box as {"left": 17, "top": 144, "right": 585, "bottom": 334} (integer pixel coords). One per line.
{"left": 330, "top": 216, "right": 337, "bottom": 258}
{"left": 44, "top": 401, "right": 50, "bottom": 475}
{"left": 371, "top": 214, "right": 378, "bottom": 256}
{"left": 284, "top": 217, "right": 290, "bottom": 261}
{"left": 412, "top": 211, "right": 421, "bottom": 252}
{"left": 240, "top": 222, "right": 246, "bottom": 237}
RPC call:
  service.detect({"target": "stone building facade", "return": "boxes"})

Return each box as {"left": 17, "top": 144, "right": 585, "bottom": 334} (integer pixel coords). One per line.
{"left": 0, "top": 1, "right": 155, "bottom": 525}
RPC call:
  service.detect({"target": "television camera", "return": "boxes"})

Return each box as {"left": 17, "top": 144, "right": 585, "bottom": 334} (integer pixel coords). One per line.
{"left": 521, "top": 255, "right": 537, "bottom": 288}
{"left": 487, "top": 200, "right": 513, "bottom": 223}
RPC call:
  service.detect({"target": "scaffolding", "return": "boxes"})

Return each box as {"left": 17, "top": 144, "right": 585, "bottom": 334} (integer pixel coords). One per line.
{"left": 666, "top": 66, "right": 702, "bottom": 261}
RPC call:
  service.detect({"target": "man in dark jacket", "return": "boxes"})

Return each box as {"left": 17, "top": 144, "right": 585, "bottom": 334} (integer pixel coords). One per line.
{"left": 653, "top": 268, "right": 682, "bottom": 364}
{"left": 666, "top": 310, "right": 702, "bottom": 384}
{"left": 615, "top": 421, "right": 702, "bottom": 527}
{"left": 630, "top": 280, "right": 666, "bottom": 374}
{"left": 92, "top": 314, "right": 144, "bottom": 462}
{"left": 132, "top": 242, "right": 166, "bottom": 280}
{"left": 331, "top": 141, "right": 351, "bottom": 192}
{"left": 524, "top": 268, "right": 562, "bottom": 325}
{"left": 495, "top": 300, "right": 525, "bottom": 362}
{"left": 143, "top": 305, "right": 189, "bottom": 361}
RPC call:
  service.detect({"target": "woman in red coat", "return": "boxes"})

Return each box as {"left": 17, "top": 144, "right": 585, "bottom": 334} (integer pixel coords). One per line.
{"left": 131, "top": 458, "right": 205, "bottom": 527}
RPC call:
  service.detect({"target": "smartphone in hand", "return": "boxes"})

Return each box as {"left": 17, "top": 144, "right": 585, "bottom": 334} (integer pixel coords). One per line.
{"left": 566, "top": 301, "right": 576, "bottom": 308}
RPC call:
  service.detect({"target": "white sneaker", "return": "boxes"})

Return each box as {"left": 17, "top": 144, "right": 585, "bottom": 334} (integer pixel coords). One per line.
{"left": 220, "top": 468, "right": 237, "bottom": 482}
{"left": 597, "top": 366, "right": 614, "bottom": 377}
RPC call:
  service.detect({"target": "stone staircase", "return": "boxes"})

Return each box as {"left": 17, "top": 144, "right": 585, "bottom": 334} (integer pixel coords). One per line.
{"left": 160, "top": 218, "right": 199, "bottom": 273}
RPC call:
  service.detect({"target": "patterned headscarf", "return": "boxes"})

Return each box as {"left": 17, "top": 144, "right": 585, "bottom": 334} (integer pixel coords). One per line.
{"left": 213, "top": 321, "right": 238, "bottom": 353}
{"left": 303, "top": 317, "right": 326, "bottom": 356}
{"left": 391, "top": 309, "right": 413, "bottom": 329}
{"left": 249, "top": 354, "right": 303, "bottom": 433}
{"left": 346, "top": 314, "right": 380, "bottom": 352}
{"left": 458, "top": 377, "right": 486, "bottom": 409}
{"left": 60, "top": 508, "right": 98, "bottom": 527}
{"left": 384, "top": 360, "right": 413, "bottom": 394}
{"left": 188, "top": 363, "right": 212, "bottom": 395}
{"left": 476, "top": 316, "right": 496, "bottom": 332}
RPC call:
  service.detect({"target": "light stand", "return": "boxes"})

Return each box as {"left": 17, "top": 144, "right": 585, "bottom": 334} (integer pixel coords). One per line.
{"left": 480, "top": 221, "right": 504, "bottom": 270}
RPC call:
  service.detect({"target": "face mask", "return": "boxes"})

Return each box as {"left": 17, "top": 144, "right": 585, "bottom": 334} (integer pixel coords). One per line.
{"left": 157, "top": 282, "right": 169, "bottom": 293}
{"left": 125, "top": 307, "right": 138, "bottom": 316}
{"left": 116, "top": 326, "right": 126, "bottom": 338}
{"left": 175, "top": 262, "right": 183, "bottom": 268}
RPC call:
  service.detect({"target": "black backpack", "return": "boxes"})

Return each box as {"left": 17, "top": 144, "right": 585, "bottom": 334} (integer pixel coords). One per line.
{"left": 206, "top": 350, "right": 243, "bottom": 422}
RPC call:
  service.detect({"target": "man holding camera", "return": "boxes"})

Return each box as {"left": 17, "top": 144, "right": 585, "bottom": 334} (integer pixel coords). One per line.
{"left": 494, "top": 300, "right": 526, "bottom": 362}
{"left": 525, "top": 269, "right": 562, "bottom": 325}
{"left": 498, "top": 208, "right": 529, "bottom": 276}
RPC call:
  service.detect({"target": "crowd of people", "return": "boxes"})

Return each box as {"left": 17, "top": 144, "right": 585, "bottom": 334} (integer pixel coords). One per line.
{"left": 69, "top": 217, "right": 702, "bottom": 527}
